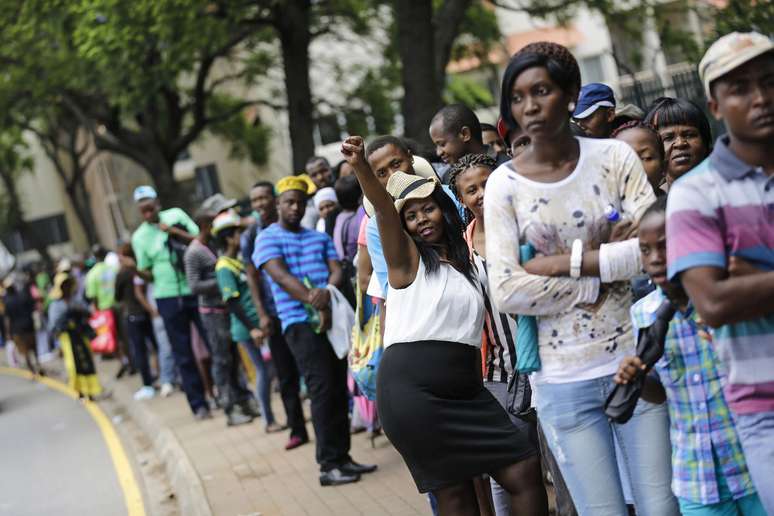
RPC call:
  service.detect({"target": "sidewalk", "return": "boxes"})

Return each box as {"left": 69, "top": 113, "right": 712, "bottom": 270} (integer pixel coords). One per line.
{"left": 104, "top": 366, "right": 430, "bottom": 516}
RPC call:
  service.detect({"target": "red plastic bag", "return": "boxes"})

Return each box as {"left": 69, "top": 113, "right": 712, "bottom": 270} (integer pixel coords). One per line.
{"left": 89, "top": 309, "right": 117, "bottom": 354}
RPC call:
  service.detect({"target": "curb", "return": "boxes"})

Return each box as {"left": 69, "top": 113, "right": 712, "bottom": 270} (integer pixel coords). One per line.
{"left": 105, "top": 378, "right": 213, "bottom": 516}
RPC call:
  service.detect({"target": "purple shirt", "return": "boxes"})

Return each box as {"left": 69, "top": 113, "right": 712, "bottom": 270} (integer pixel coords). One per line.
{"left": 333, "top": 206, "right": 365, "bottom": 261}
{"left": 666, "top": 135, "right": 774, "bottom": 415}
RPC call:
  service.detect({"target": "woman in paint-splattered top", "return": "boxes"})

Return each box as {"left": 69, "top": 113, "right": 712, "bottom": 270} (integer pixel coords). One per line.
{"left": 483, "top": 42, "right": 676, "bottom": 515}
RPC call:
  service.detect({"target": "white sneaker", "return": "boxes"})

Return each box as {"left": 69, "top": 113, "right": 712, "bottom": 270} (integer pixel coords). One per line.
{"left": 160, "top": 383, "right": 174, "bottom": 398}
{"left": 133, "top": 386, "right": 156, "bottom": 401}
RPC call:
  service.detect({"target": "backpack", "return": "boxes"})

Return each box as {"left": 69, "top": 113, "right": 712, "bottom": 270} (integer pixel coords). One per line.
{"left": 337, "top": 212, "right": 360, "bottom": 308}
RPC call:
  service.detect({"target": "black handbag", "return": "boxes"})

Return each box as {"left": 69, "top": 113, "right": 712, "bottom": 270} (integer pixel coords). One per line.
{"left": 507, "top": 371, "right": 535, "bottom": 420}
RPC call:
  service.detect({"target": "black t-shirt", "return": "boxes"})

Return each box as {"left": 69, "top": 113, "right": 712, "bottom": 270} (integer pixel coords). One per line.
{"left": 114, "top": 268, "right": 147, "bottom": 317}
{"left": 4, "top": 290, "right": 36, "bottom": 334}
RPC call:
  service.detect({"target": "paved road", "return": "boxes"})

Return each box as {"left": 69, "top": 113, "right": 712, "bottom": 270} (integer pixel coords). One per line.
{"left": 0, "top": 373, "right": 126, "bottom": 516}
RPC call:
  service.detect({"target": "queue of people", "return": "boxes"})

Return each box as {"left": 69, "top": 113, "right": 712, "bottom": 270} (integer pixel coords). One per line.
{"left": 2, "top": 30, "right": 772, "bottom": 515}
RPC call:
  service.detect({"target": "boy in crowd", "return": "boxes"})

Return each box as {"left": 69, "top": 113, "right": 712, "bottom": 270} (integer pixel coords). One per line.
{"left": 666, "top": 32, "right": 774, "bottom": 511}
{"left": 429, "top": 104, "right": 509, "bottom": 179}
{"left": 616, "top": 197, "right": 765, "bottom": 515}
{"left": 254, "top": 176, "right": 376, "bottom": 486}
{"left": 572, "top": 83, "right": 617, "bottom": 138}
{"left": 481, "top": 122, "right": 507, "bottom": 155}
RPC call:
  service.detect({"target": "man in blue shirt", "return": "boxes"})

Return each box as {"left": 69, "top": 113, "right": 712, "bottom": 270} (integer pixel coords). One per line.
{"left": 242, "top": 180, "right": 308, "bottom": 451}
{"left": 254, "top": 176, "right": 376, "bottom": 487}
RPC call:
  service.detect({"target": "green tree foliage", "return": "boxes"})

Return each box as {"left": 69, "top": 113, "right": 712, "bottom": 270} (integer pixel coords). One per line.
{"left": 0, "top": 0, "right": 276, "bottom": 207}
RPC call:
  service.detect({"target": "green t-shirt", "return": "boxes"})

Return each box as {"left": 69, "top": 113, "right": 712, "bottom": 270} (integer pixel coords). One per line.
{"left": 215, "top": 256, "right": 259, "bottom": 343}
{"left": 85, "top": 261, "right": 117, "bottom": 310}
{"left": 131, "top": 207, "right": 199, "bottom": 299}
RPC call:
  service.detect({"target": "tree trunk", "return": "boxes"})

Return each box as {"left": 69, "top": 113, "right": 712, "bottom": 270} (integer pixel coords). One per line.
{"left": 394, "top": 0, "right": 443, "bottom": 147}
{"left": 65, "top": 181, "right": 98, "bottom": 246}
{"left": 433, "top": 0, "right": 474, "bottom": 88}
{"left": 277, "top": 0, "right": 316, "bottom": 173}
{"left": 0, "top": 170, "right": 52, "bottom": 266}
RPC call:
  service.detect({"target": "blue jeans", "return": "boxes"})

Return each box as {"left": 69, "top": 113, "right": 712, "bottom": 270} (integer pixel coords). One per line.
{"left": 156, "top": 296, "right": 208, "bottom": 414}
{"left": 239, "top": 340, "right": 275, "bottom": 426}
{"left": 152, "top": 315, "right": 176, "bottom": 385}
{"left": 734, "top": 411, "right": 774, "bottom": 514}
{"left": 535, "top": 375, "right": 678, "bottom": 516}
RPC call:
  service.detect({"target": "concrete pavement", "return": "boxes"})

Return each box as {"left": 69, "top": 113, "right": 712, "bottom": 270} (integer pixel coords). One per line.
{"left": 0, "top": 372, "right": 131, "bottom": 516}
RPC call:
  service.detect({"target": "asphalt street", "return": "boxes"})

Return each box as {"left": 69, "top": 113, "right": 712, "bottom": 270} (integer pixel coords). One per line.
{"left": 0, "top": 373, "right": 127, "bottom": 516}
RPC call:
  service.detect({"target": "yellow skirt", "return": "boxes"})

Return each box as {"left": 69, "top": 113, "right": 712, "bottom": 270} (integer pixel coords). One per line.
{"left": 59, "top": 332, "right": 102, "bottom": 397}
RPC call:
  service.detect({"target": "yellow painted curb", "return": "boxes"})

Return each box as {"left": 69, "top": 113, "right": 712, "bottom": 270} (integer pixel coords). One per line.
{"left": 0, "top": 366, "right": 146, "bottom": 516}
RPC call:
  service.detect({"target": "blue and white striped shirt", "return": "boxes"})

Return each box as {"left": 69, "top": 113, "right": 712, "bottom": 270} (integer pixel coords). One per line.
{"left": 253, "top": 223, "right": 337, "bottom": 332}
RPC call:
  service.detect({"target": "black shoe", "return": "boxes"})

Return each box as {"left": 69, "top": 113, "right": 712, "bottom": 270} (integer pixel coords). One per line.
{"left": 340, "top": 461, "right": 378, "bottom": 475}
{"left": 319, "top": 468, "right": 360, "bottom": 487}
{"left": 115, "top": 364, "right": 128, "bottom": 379}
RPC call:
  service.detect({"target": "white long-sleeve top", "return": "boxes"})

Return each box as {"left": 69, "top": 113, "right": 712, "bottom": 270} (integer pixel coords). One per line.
{"left": 484, "top": 137, "right": 656, "bottom": 384}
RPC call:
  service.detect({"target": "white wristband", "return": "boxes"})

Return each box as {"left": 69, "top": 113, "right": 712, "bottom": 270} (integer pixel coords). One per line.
{"left": 570, "top": 239, "right": 583, "bottom": 279}
{"left": 599, "top": 238, "right": 642, "bottom": 283}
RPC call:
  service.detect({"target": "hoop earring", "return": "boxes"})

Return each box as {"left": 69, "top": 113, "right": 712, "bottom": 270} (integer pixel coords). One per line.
{"left": 568, "top": 102, "right": 576, "bottom": 112}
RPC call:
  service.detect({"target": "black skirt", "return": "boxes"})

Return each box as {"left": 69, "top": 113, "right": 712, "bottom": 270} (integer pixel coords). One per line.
{"left": 376, "top": 340, "right": 537, "bottom": 493}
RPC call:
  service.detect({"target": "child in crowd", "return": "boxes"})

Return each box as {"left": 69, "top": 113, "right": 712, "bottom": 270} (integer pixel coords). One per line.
{"left": 644, "top": 97, "right": 713, "bottom": 189}
{"left": 213, "top": 210, "right": 283, "bottom": 432}
{"left": 48, "top": 273, "right": 104, "bottom": 400}
{"left": 615, "top": 197, "right": 766, "bottom": 516}
{"left": 612, "top": 121, "right": 666, "bottom": 196}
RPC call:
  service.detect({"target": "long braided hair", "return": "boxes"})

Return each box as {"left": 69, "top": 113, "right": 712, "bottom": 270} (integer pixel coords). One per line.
{"left": 447, "top": 153, "right": 497, "bottom": 224}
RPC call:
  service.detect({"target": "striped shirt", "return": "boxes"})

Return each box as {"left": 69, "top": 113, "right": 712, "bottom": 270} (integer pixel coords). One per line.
{"left": 631, "top": 289, "right": 756, "bottom": 504}
{"left": 666, "top": 136, "right": 774, "bottom": 414}
{"left": 253, "top": 223, "right": 337, "bottom": 332}
{"left": 465, "top": 220, "right": 515, "bottom": 383}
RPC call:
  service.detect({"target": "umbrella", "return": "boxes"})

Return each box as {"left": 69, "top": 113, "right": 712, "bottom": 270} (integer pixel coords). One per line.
{"left": 604, "top": 298, "right": 675, "bottom": 424}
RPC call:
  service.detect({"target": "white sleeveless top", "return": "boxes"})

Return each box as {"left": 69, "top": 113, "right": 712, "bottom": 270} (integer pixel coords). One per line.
{"left": 384, "top": 258, "right": 485, "bottom": 348}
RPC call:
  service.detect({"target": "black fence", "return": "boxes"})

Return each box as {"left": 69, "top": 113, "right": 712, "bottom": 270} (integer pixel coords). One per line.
{"left": 619, "top": 67, "right": 725, "bottom": 138}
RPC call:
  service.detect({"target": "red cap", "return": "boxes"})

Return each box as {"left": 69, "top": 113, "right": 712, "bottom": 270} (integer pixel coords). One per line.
{"left": 496, "top": 117, "right": 510, "bottom": 141}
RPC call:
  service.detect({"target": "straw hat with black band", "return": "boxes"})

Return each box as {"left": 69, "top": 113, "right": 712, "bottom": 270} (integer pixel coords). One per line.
{"left": 386, "top": 172, "right": 439, "bottom": 213}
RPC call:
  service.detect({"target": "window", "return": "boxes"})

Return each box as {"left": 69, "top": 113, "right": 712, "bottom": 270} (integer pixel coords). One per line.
{"left": 579, "top": 55, "right": 606, "bottom": 85}
{"left": 194, "top": 163, "right": 221, "bottom": 200}
{"left": 2, "top": 214, "right": 70, "bottom": 253}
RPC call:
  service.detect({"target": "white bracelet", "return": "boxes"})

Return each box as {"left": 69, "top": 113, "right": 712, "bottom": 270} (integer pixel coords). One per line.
{"left": 570, "top": 239, "right": 583, "bottom": 279}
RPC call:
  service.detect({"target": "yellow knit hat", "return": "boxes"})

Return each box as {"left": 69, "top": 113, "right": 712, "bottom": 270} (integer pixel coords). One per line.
{"left": 276, "top": 176, "right": 310, "bottom": 195}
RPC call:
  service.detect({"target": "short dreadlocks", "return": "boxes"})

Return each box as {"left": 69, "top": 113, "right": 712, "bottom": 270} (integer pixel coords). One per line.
{"left": 447, "top": 153, "right": 497, "bottom": 224}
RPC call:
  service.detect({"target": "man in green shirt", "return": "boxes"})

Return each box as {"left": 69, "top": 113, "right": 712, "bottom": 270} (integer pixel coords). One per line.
{"left": 130, "top": 185, "right": 210, "bottom": 419}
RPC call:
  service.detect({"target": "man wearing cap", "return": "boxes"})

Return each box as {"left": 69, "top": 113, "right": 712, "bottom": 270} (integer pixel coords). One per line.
{"left": 253, "top": 176, "right": 376, "bottom": 486}
{"left": 184, "top": 194, "right": 257, "bottom": 427}
{"left": 666, "top": 32, "right": 774, "bottom": 512}
{"left": 573, "top": 83, "right": 617, "bottom": 138}
{"left": 130, "top": 186, "right": 211, "bottom": 420}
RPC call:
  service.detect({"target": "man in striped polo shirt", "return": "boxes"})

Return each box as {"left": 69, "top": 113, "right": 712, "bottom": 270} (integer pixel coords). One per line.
{"left": 254, "top": 175, "right": 376, "bottom": 487}
{"left": 666, "top": 32, "right": 774, "bottom": 511}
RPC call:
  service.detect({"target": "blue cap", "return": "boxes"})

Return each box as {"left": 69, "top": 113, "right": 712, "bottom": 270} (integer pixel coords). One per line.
{"left": 133, "top": 185, "right": 158, "bottom": 203}
{"left": 573, "top": 83, "right": 616, "bottom": 119}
